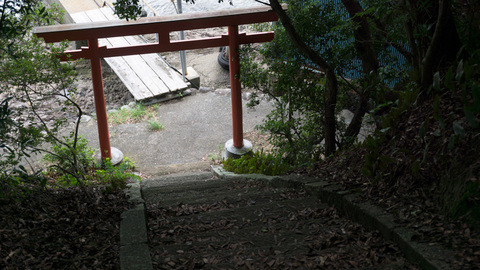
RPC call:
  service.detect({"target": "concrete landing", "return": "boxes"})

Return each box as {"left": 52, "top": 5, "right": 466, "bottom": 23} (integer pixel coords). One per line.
{"left": 59, "top": 0, "right": 104, "bottom": 14}
{"left": 77, "top": 90, "right": 274, "bottom": 175}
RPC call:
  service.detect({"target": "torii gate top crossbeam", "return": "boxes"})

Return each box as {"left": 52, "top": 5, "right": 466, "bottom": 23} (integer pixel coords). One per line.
{"left": 34, "top": 6, "right": 282, "bottom": 60}
{"left": 35, "top": 6, "right": 278, "bottom": 41}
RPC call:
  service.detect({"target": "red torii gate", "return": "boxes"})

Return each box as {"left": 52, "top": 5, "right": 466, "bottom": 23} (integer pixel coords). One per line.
{"left": 34, "top": 6, "right": 282, "bottom": 160}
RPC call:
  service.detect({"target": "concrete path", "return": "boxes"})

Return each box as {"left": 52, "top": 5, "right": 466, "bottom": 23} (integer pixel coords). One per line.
{"left": 58, "top": 0, "right": 102, "bottom": 14}
{"left": 78, "top": 90, "right": 273, "bottom": 175}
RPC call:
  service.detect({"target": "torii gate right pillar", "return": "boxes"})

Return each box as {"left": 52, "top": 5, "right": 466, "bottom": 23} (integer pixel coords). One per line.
{"left": 224, "top": 25, "right": 253, "bottom": 159}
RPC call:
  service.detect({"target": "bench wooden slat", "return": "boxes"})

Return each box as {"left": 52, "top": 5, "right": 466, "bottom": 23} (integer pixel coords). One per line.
{"left": 71, "top": 7, "right": 188, "bottom": 101}
{"left": 82, "top": 8, "right": 155, "bottom": 101}
{"left": 99, "top": 8, "right": 188, "bottom": 92}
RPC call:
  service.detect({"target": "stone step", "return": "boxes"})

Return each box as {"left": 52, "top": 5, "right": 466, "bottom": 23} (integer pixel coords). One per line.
{"left": 142, "top": 174, "right": 303, "bottom": 205}
{"left": 141, "top": 171, "right": 216, "bottom": 189}
{"left": 146, "top": 176, "right": 413, "bottom": 269}
{"left": 147, "top": 190, "right": 331, "bottom": 261}
{"left": 147, "top": 196, "right": 322, "bottom": 228}
{"left": 147, "top": 184, "right": 309, "bottom": 208}
{"left": 150, "top": 213, "right": 333, "bottom": 253}
{"left": 148, "top": 200, "right": 350, "bottom": 269}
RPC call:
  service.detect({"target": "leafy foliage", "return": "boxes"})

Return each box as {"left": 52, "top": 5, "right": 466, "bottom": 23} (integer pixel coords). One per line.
{"left": 0, "top": 0, "right": 54, "bottom": 40}
{"left": 433, "top": 56, "right": 480, "bottom": 224}
{"left": 222, "top": 150, "right": 291, "bottom": 176}
{"left": 43, "top": 135, "right": 96, "bottom": 186}
{"left": 242, "top": 47, "right": 332, "bottom": 165}
{"left": 360, "top": 48, "right": 480, "bottom": 224}
{"left": 95, "top": 157, "right": 140, "bottom": 192}
{"left": 1, "top": 0, "right": 140, "bottom": 200}
{"left": 43, "top": 134, "right": 140, "bottom": 191}
{"left": 113, "top": 0, "right": 142, "bottom": 21}
{"left": 0, "top": 1, "right": 68, "bottom": 173}
{"left": 242, "top": 0, "right": 480, "bottom": 226}
{"left": 242, "top": 0, "right": 369, "bottom": 164}
{"left": 0, "top": 1, "right": 78, "bottom": 198}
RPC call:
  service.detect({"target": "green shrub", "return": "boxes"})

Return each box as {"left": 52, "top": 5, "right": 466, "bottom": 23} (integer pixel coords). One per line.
{"left": 222, "top": 150, "right": 291, "bottom": 176}
{"left": 0, "top": 97, "right": 44, "bottom": 175}
{"left": 0, "top": 166, "right": 47, "bottom": 203}
{"left": 113, "top": 0, "right": 142, "bottom": 21}
{"left": 240, "top": 0, "right": 383, "bottom": 165}
{"left": 0, "top": 1, "right": 79, "bottom": 199}
{"left": 43, "top": 134, "right": 96, "bottom": 186}
{"left": 43, "top": 134, "right": 140, "bottom": 190}
{"left": 95, "top": 157, "right": 140, "bottom": 193}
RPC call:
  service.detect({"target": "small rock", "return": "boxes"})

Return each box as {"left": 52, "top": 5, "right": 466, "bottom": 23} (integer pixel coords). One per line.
{"left": 120, "top": 105, "right": 130, "bottom": 111}
{"left": 56, "top": 95, "right": 67, "bottom": 102}
{"left": 80, "top": 115, "right": 92, "bottom": 123}
{"left": 339, "top": 109, "right": 354, "bottom": 125}
{"left": 188, "top": 88, "right": 198, "bottom": 95}
{"left": 260, "top": 94, "right": 270, "bottom": 101}
{"left": 199, "top": 86, "right": 213, "bottom": 93}
{"left": 242, "top": 92, "right": 252, "bottom": 100}
{"left": 128, "top": 101, "right": 136, "bottom": 108}
{"left": 215, "top": 88, "right": 231, "bottom": 96}
{"left": 107, "top": 109, "right": 118, "bottom": 114}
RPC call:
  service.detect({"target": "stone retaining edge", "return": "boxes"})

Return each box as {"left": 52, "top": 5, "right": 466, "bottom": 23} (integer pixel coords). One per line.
{"left": 120, "top": 182, "right": 153, "bottom": 270}
{"left": 211, "top": 165, "right": 455, "bottom": 270}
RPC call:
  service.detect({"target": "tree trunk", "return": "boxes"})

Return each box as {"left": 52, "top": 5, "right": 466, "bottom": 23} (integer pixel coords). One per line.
{"left": 340, "top": 0, "right": 379, "bottom": 146}
{"left": 404, "top": 0, "right": 463, "bottom": 91}
{"left": 421, "top": 0, "right": 463, "bottom": 91}
{"left": 269, "top": 0, "right": 338, "bottom": 156}
{"left": 324, "top": 69, "right": 338, "bottom": 156}
{"left": 341, "top": 0, "right": 379, "bottom": 74}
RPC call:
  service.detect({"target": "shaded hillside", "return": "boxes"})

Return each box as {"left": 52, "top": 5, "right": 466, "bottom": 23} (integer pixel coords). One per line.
{"left": 304, "top": 85, "right": 480, "bottom": 268}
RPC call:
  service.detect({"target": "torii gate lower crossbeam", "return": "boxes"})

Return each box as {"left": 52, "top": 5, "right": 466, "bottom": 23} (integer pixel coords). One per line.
{"left": 34, "top": 6, "right": 284, "bottom": 160}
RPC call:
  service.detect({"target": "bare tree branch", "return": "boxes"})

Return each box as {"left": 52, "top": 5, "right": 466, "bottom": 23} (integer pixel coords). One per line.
{"left": 371, "top": 17, "right": 413, "bottom": 64}
{"left": 421, "top": 0, "right": 448, "bottom": 90}
{"left": 268, "top": 0, "right": 338, "bottom": 155}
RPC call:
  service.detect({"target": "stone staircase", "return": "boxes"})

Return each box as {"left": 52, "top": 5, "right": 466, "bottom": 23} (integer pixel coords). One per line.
{"left": 137, "top": 171, "right": 413, "bottom": 269}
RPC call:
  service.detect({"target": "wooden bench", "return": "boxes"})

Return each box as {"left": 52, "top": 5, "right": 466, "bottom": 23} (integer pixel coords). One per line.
{"left": 71, "top": 7, "right": 188, "bottom": 101}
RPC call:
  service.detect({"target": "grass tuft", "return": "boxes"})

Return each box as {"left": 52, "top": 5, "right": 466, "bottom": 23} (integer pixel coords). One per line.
{"left": 107, "top": 103, "right": 159, "bottom": 125}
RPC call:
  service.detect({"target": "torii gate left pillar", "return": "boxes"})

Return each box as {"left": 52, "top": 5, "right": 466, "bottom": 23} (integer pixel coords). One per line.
{"left": 88, "top": 39, "right": 112, "bottom": 160}
{"left": 34, "top": 6, "right": 285, "bottom": 161}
